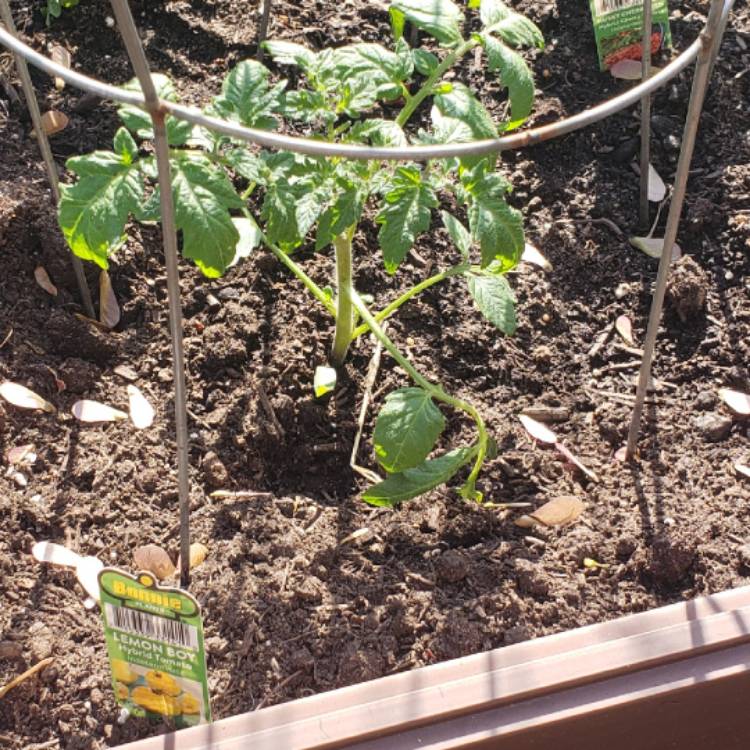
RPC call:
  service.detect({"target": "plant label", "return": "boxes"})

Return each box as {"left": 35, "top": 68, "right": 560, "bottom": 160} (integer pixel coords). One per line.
{"left": 588, "top": 0, "right": 672, "bottom": 71}
{"left": 98, "top": 568, "right": 211, "bottom": 727}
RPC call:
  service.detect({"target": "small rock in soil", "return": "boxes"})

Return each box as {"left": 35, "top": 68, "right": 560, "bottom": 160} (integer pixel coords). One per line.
{"left": 28, "top": 622, "right": 54, "bottom": 662}
{"left": 338, "top": 647, "right": 384, "bottom": 685}
{"left": 514, "top": 558, "right": 551, "bottom": 598}
{"left": 612, "top": 137, "right": 639, "bottom": 164}
{"left": 693, "top": 412, "right": 732, "bottom": 442}
{"left": 666, "top": 256, "right": 708, "bottom": 323}
{"left": 203, "top": 451, "right": 229, "bottom": 488}
{"left": 504, "top": 624, "right": 531, "bottom": 645}
{"left": 433, "top": 612, "right": 483, "bottom": 659}
{"left": 58, "top": 358, "right": 101, "bottom": 394}
{"left": 434, "top": 549, "right": 469, "bottom": 584}
{"left": 694, "top": 390, "right": 717, "bottom": 411}
{"left": 0, "top": 640, "right": 22, "bottom": 660}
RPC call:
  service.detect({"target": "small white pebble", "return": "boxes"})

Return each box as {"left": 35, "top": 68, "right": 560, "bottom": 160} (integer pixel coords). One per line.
{"left": 109, "top": 551, "right": 118, "bottom": 561}
{"left": 12, "top": 471, "right": 27, "bottom": 488}
{"left": 30, "top": 494, "right": 43, "bottom": 504}
{"left": 117, "top": 708, "right": 130, "bottom": 725}
{"left": 663, "top": 516, "right": 676, "bottom": 526}
{"left": 725, "top": 270, "right": 734, "bottom": 281}
{"left": 105, "top": 16, "right": 115, "bottom": 27}
{"left": 84, "top": 701, "right": 92, "bottom": 711}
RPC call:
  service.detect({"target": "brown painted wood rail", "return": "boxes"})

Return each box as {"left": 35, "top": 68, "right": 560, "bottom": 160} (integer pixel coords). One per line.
{"left": 118, "top": 584, "right": 750, "bottom": 750}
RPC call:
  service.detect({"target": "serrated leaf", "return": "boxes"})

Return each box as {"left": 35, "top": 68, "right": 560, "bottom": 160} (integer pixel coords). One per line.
{"left": 314, "top": 365, "right": 337, "bottom": 398}
{"left": 212, "top": 60, "right": 285, "bottom": 129}
{"left": 58, "top": 151, "right": 143, "bottom": 268}
{"left": 112, "top": 127, "right": 138, "bottom": 164}
{"left": 228, "top": 216, "right": 263, "bottom": 269}
{"left": 466, "top": 171, "right": 523, "bottom": 270}
{"left": 262, "top": 40, "right": 317, "bottom": 70}
{"left": 363, "top": 446, "right": 474, "bottom": 506}
{"left": 433, "top": 83, "right": 498, "bottom": 142}
{"left": 374, "top": 387, "right": 445, "bottom": 473}
{"left": 441, "top": 211, "right": 472, "bottom": 257}
{"left": 261, "top": 183, "right": 301, "bottom": 250}
{"left": 281, "top": 89, "right": 333, "bottom": 124}
{"left": 351, "top": 119, "right": 408, "bottom": 147}
{"left": 329, "top": 43, "right": 413, "bottom": 96}
{"left": 224, "top": 148, "right": 264, "bottom": 183}
{"left": 170, "top": 155, "right": 243, "bottom": 277}
{"left": 315, "top": 182, "right": 365, "bottom": 251}
{"left": 467, "top": 273, "right": 516, "bottom": 333}
{"left": 480, "top": 34, "right": 534, "bottom": 128}
{"left": 376, "top": 167, "right": 438, "bottom": 273}
{"left": 389, "top": 0, "right": 464, "bottom": 46}
{"left": 480, "top": 0, "right": 544, "bottom": 48}
{"left": 118, "top": 75, "right": 192, "bottom": 145}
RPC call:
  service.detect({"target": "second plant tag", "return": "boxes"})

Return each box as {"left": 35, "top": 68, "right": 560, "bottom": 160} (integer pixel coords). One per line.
{"left": 588, "top": 0, "right": 672, "bottom": 70}
{"left": 98, "top": 568, "right": 211, "bottom": 727}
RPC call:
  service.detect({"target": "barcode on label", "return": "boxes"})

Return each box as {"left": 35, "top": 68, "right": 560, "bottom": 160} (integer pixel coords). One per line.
{"left": 594, "top": 0, "right": 639, "bottom": 14}
{"left": 105, "top": 603, "right": 198, "bottom": 650}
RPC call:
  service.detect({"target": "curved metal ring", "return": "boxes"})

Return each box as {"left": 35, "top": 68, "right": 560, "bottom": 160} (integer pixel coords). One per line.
{"left": 0, "top": 0, "right": 732, "bottom": 161}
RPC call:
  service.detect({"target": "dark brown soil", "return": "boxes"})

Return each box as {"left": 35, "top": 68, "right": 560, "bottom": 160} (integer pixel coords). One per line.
{"left": 1, "top": 0, "right": 749, "bottom": 747}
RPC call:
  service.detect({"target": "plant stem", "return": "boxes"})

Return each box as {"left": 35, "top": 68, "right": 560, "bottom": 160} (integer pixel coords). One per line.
{"left": 351, "top": 263, "right": 468, "bottom": 340}
{"left": 330, "top": 226, "right": 356, "bottom": 366}
{"left": 350, "top": 289, "right": 489, "bottom": 501}
{"left": 396, "top": 38, "right": 477, "bottom": 128}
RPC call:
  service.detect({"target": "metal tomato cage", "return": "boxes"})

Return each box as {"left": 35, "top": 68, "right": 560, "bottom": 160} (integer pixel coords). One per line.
{"left": 0, "top": 0, "right": 734, "bottom": 588}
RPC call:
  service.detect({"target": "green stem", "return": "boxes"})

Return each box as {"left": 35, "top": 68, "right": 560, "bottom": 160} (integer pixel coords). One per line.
{"left": 350, "top": 289, "right": 489, "bottom": 501}
{"left": 351, "top": 263, "right": 469, "bottom": 340}
{"left": 396, "top": 38, "right": 478, "bottom": 128}
{"left": 330, "top": 226, "right": 356, "bottom": 366}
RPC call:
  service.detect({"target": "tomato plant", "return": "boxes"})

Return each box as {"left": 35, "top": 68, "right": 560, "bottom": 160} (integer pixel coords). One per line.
{"left": 44, "top": 0, "right": 80, "bottom": 24}
{"left": 57, "top": 0, "right": 543, "bottom": 505}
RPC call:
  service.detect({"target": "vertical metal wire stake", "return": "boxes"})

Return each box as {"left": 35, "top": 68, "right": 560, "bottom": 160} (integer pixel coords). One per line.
{"left": 0, "top": 0, "right": 94, "bottom": 318}
{"left": 256, "top": 0, "right": 272, "bottom": 61}
{"left": 110, "top": 0, "right": 191, "bottom": 588}
{"left": 638, "top": 0, "right": 653, "bottom": 229}
{"left": 626, "top": 0, "right": 727, "bottom": 459}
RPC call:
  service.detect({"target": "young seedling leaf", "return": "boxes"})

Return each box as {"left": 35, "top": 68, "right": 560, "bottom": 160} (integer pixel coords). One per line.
{"left": 58, "top": 150, "right": 144, "bottom": 268}
{"left": 433, "top": 84, "right": 498, "bottom": 142}
{"left": 441, "top": 211, "right": 472, "bottom": 257}
{"left": 719, "top": 388, "right": 750, "bottom": 417}
{"left": 518, "top": 413, "right": 557, "bottom": 444}
{"left": 412, "top": 48, "right": 440, "bottom": 75}
{"left": 171, "top": 154, "right": 243, "bottom": 277}
{"left": 34, "top": 266, "right": 58, "bottom": 296}
{"left": 71, "top": 400, "right": 128, "bottom": 423}
{"left": 351, "top": 119, "right": 408, "bottom": 147}
{"left": 479, "top": 33, "right": 534, "bottom": 128}
{"left": 480, "top": 0, "right": 544, "bottom": 48}
{"left": 521, "top": 242, "right": 551, "bottom": 270}
{"left": 127, "top": 385, "right": 155, "bottom": 429}
{"left": 376, "top": 167, "right": 437, "bottom": 273}
{"left": 119, "top": 75, "right": 192, "bottom": 145}
{"left": 629, "top": 236, "right": 682, "bottom": 261}
{"left": 211, "top": 59, "right": 285, "bottom": 129}
{"left": 50, "top": 45, "right": 71, "bottom": 90}
{"left": 467, "top": 273, "right": 516, "bottom": 334}
{"left": 466, "top": 172, "right": 524, "bottom": 270}
{"left": 363, "top": 446, "right": 474, "bottom": 506}
{"left": 313, "top": 365, "right": 337, "bottom": 399}
{"left": 0, "top": 382, "right": 55, "bottom": 413}
{"left": 99, "top": 270, "right": 120, "bottom": 329}
{"left": 262, "top": 40, "right": 318, "bottom": 71}
{"left": 615, "top": 314, "right": 635, "bottom": 347}
{"left": 133, "top": 544, "right": 175, "bottom": 580}
{"left": 374, "top": 388, "right": 445, "bottom": 473}
{"left": 389, "top": 0, "right": 465, "bottom": 46}
{"left": 41, "top": 110, "right": 68, "bottom": 136}
{"left": 228, "top": 216, "right": 263, "bottom": 269}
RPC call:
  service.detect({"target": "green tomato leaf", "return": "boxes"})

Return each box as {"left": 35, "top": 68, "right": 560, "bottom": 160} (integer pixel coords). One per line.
{"left": 118, "top": 74, "right": 193, "bottom": 146}
{"left": 363, "top": 446, "right": 475, "bottom": 506}
{"left": 58, "top": 150, "right": 143, "bottom": 268}
{"left": 315, "top": 182, "right": 365, "bottom": 251}
{"left": 262, "top": 40, "right": 318, "bottom": 70}
{"left": 112, "top": 127, "right": 139, "bottom": 164}
{"left": 373, "top": 387, "right": 445, "bottom": 473}
{"left": 465, "top": 171, "right": 524, "bottom": 270}
{"left": 466, "top": 272, "right": 516, "bottom": 333}
{"left": 313, "top": 365, "right": 337, "bottom": 399}
{"left": 295, "top": 182, "right": 334, "bottom": 239}
{"left": 480, "top": 0, "right": 544, "bottom": 49}
{"left": 433, "top": 83, "right": 498, "bottom": 141}
{"left": 261, "top": 183, "right": 301, "bottom": 250}
{"left": 170, "top": 154, "right": 243, "bottom": 277}
{"left": 330, "top": 43, "right": 413, "bottom": 93}
{"left": 228, "top": 216, "right": 263, "bottom": 269}
{"left": 376, "top": 166, "right": 438, "bottom": 273}
{"left": 480, "top": 33, "right": 534, "bottom": 128}
{"left": 441, "top": 211, "right": 472, "bottom": 257}
{"left": 224, "top": 148, "right": 264, "bottom": 183}
{"left": 412, "top": 48, "right": 440, "bottom": 75}
{"left": 281, "top": 89, "right": 333, "bottom": 125}
{"left": 389, "top": 0, "right": 465, "bottom": 46}
{"left": 350, "top": 119, "right": 408, "bottom": 147}
{"left": 212, "top": 60, "right": 285, "bottom": 129}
